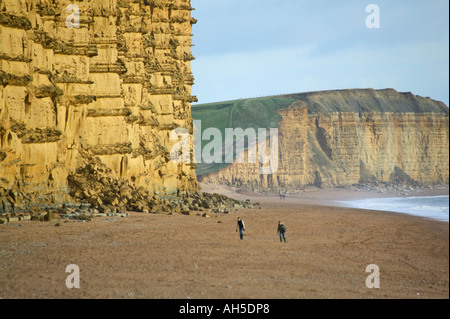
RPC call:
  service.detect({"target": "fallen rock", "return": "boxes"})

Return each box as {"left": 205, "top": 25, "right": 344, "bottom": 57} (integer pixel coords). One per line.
{"left": 44, "top": 212, "right": 60, "bottom": 222}
{"left": 7, "top": 216, "right": 19, "bottom": 222}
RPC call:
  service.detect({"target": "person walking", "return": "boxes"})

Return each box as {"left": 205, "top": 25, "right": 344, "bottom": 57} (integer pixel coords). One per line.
{"left": 277, "top": 221, "right": 287, "bottom": 243}
{"left": 236, "top": 217, "right": 246, "bottom": 240}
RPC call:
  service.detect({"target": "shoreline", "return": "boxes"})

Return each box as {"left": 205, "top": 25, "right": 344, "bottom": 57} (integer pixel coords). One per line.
{"left": 200, "top": 182, "right": 449, "bottom": 203}
{"left": 200, "top": 183, "right": 449, "bottom": 222}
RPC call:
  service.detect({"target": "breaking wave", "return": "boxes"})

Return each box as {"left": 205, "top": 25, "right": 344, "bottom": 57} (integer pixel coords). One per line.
{"left": 336, "top": 196, "right": 449, "bottom": 222}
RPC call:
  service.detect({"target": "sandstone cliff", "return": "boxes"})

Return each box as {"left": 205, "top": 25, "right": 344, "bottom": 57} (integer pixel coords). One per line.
{"left": 0, "top": 0, "right": 199, "bottom": 212}
{"left": 198, "top": 89, "right": 449, "bottom": 191}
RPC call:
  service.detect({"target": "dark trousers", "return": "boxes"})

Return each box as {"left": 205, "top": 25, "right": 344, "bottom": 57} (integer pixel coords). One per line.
{"left": 279, "top": 232, "right": 286, "bottom": 242}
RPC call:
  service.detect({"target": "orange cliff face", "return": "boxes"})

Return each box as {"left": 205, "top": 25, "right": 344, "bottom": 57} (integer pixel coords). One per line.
{"left": 0, "top": 0, "right": 199, "bottom": 210}
{"left": 199, "top": 90, "right": 449, "bottom": 191}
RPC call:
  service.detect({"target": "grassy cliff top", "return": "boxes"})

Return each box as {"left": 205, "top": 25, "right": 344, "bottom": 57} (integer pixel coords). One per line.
{"left": 289, "top": 88, "right": 449, "bottom": 114}
{"left": 193, "top": 88, "right": 448, "bottom": 121}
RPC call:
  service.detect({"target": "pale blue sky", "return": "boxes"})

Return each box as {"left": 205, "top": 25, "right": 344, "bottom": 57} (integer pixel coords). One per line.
{"left": 190, "top": 0, "right": 449, "bottom": 106}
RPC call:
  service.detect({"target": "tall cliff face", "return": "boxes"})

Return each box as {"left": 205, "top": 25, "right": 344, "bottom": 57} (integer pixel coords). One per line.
{"left": 0, "top": 0, "right": 199, "bottom": 210}
{"left": 199, "top": 89, "right": 449, "bottom": 190}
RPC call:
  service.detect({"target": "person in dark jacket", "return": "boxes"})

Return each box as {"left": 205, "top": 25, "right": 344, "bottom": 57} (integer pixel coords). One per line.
{"left": 277, "top": 221, "right": 287, "bottom": 243}
{"left": 236, "top": 217, "right": 246, "bottom": 240}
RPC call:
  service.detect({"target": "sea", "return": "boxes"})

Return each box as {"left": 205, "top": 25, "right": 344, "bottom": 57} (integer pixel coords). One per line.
{"left": 336, "top": 195, "right": 449, "bottom": 222}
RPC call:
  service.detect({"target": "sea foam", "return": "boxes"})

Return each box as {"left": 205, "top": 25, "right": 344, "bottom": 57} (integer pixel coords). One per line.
{"left": 336, "top": 195, "right": 449, "bottom": 222}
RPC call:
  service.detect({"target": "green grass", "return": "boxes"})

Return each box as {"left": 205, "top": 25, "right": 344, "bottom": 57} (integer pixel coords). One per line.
{"left": 192, "top": 96, "right": 298, "bottom": 134}
{"left": 192, "top": 96, "right": 298, "bottom": 176}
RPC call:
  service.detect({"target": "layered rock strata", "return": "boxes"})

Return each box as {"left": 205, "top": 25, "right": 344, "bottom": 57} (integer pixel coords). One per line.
{"left": 199, "top": 89, "right": 449, "bottom": 191}
{"left": 0, "top": 0, "right": 199, "bottom": 212}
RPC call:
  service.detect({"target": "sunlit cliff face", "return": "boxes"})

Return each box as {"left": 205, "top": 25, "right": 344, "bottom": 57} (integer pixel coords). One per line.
{"left": 0, "top": 0, "right": 199, "bottom": 209}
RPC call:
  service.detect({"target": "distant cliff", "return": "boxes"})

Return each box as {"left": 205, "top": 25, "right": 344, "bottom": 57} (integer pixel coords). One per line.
{"left": 196, "top": 89, "right": 449, "bottom": 190}
{"left": 0, "top": 0, "right": 199, "bottom": 212}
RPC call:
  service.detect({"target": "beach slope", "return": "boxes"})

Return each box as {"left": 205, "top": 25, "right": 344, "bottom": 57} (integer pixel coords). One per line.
{"left": 0, "top": 186, "right": 448, "bottom": 299}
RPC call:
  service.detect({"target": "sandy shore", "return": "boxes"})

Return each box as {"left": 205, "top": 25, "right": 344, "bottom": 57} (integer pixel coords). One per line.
{"left": 0, "top": 184, "right": 448, "bottom": 299}
{"left": 200, "top": 182, "right": 449, "bottom": 203}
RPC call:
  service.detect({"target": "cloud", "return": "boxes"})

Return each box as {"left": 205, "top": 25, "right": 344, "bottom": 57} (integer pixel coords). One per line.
{"left": 192, "top": 39, "right": 449, "bottom": 104}
{"left": 191, "top": 0, "right": 449, "bottom": 105}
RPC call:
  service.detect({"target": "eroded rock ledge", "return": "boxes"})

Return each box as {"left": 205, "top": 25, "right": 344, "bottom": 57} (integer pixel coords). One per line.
{"left": 1, "top": 151, "right": 259, "bottom": 222}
